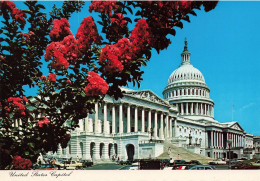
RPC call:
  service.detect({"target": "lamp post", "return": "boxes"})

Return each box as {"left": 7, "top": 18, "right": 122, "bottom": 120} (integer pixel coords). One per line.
{"left": 227, "top": 136, "right": 232, "bottom": 169}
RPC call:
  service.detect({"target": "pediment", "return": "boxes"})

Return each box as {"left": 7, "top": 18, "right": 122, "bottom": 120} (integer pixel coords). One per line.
{"left": 126, "top": 90, "right": 169, "bottom": 106}
{"left": 230, "top": 122, "right": 244, "bottom": 131}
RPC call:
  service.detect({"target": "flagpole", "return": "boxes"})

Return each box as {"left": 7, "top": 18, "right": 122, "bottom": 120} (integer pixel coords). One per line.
{"left": 232, "top": 105, "right": 234, "bottom": 122}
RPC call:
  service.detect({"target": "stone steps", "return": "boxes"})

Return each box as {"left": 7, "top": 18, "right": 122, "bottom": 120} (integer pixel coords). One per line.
{"left": 157, "top": 141, "right": 213, "bottom": 164}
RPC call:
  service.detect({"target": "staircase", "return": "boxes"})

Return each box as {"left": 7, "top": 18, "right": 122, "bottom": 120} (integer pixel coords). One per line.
{"left": 157, "top": 141, "right": 213, "bottom": 164}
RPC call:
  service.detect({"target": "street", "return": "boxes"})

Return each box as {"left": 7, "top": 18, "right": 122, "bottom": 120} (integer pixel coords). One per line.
{"left": 82, "top": 163, "right": 230, "bottom": 170}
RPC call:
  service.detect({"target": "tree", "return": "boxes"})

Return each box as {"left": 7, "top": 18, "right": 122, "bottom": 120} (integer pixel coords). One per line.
{"left": 0, "top": 0, "right": 218, "bottom": 169}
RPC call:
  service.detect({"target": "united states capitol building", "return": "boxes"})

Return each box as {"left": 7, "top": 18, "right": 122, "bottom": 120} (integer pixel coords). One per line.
{"left": 55, "top": 40, "right": 255, "bottom": 161}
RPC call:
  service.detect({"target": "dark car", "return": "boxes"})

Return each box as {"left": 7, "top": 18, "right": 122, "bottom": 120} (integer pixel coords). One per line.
{"left": 188, "top": 160, "right": 202, "bottom": 165}
{"left": 189, "top": 165, "right": 216, "bottom": 170}
{"left": 81, "top": 160, "right": 93, "bottom": 168}
{"left": 174, "top": 159, "right": 187, "bottom": 164}
{"left": 33, "top": 164, "right": 58, "bottom": 170}
{"left": 231, "top": 162, "right": 260, "bottom": 170}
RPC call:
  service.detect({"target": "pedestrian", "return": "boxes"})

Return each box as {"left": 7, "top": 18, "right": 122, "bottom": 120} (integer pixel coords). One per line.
{"left": 177, "top": 154, "right": 180, "bottom": 160}
{"left": 168, "top": 147, "right": 171, "bottom": 155}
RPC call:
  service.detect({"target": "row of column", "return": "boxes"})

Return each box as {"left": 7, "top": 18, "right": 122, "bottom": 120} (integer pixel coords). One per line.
{"left": 227, "top": 133, "right": 244, "bottom": 148}
{"left": 210, "top": 131, "right": 224, "bottom": 148}
{"left": 165, "top": 88, "right": 209, "bottom": 99}
{"left": 177, "top": 102, "right": 214, "bottom": 117}
{"left": 85, "top": 102, "right": 177, "bottom": 140}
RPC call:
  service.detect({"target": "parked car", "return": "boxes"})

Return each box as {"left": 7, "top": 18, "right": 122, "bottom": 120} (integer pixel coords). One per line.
{"left": 208, "top": 159, "right": 226, "bottom": 165}
{"left": 174, "top": 159, "right": 187, "bottom": 165}
{"left": 172, "top": 164, "right": 196, "bottom": 170}
{"left": 187, "top": 160, "right": 202, "bottom": 165}
{"left": 81, "top": 160, "right": 93, "bottom": 168}
{"left": 189, "top": 165, "right": 216, "bottom": 170}
{"left": 56, "top": 160, "right": 83, "bottom": 169}
{"left": 33, "top": 164, "right": 58, "bottom": 170}
{"left": 231, "top": 162, "right": 260, "bottom": 169}
{"left": 229, "top": 160, "right": 241, "bottom": 165}
{"left": 239, "top": 157, "right": 248, "bottom": 160}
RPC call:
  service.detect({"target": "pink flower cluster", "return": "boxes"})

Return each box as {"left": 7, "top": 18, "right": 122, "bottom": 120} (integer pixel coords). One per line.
{"left": 76, "top": 16, "right": 102, "bottom": 53}
{"left": 109, "top": 13, "right": 127, "bottom": 34}
{"left": 0, "top": 1, "right": 27, "bottom": 29}
{"left": 37, "top": 116, "right": 50, "bottom": 127}
{"left": 84, "top": 71, "right": 109, "bottom": 96}
{"left": 45, "top": 17, "right": 100, "bottom": 71}
{"left": 45, "top": 42, "right": 70, "bottom": 70}
{"left": 47, "top": 73, "right": 57, "bottom": 82}
{"left": 89, "top": 1, "right": 119, "bottom": 17}
{"left": 12, "top": 155, "right": 32, "bottom": 170}
{"left": 130, "top": 19, "right": 151, "bottom": 53}
{"left": 19, "top": 31, "right": 34, "bottom": 42}
{"left": 99, "top": 37, "right": 135, "bottom": 73}
{"left": 49, "top": 18, "right": 72, "bottom": 42}
{"left": 5, "top": 96, "right": 28, "bottom": 116}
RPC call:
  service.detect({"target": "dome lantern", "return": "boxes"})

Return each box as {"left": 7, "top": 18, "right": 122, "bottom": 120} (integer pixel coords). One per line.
{"left": 181, "top": 38, "right": 191, "bottom": 65}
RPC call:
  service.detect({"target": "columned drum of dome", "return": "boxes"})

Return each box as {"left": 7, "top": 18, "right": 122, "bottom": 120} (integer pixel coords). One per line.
{"left": 163, "top": 39, "right": 215, "bottom": 122}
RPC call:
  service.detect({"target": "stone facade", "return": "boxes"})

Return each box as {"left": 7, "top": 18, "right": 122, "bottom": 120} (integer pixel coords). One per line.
{"left": 56, "top": 40, "right": 255, "bottom": 161}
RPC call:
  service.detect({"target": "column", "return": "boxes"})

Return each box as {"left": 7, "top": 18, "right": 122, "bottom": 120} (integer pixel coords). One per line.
{"left": 235, "top": 134, "right": 237, "bottom": 147}
{"left": 148, "top": 109, "right": 151, "bottom": 133}
{"left": 181, "top": 103, "right": 184, "bottom": 115}
{"left": 232, "top": 133, "right": 235, "bottom": 147}
{"left": 141, "top": 108, "right": 145, "bottom": 132}
{"left": 201, "top": 104, "right": 203, "bottom": 115}
{"left": 112, "top": 105, "right": 115, "bottom": 134}
{"left": 135, "top": 106, "right": 138, "bottom": 132}
{"left": 165, "top": 115, "right": 169, "bottom": 138}
{"left": 196, "top": 103, "right": 199, "bottom": 115}
{"left": 204, "top": 104, "right": 207, "bottom": 115}
{"left": 154, "top": 111, "right": 158, "bottom": 138}
{"left": 211, "top": 131, "right": 213, "bottom": 147}
{"left": 85, "top": 113, "right": 89, "bottom": 132}
{"left": 103, "top": 103, "right": 107, "bottom": 134}
{"left": 169, "top": 118, "right": 173, "bottom": 138}
{"left": 221, "top": 133, "right": 224, "bottom": 148}
{"left": 191, "top": 103, "right": 194, "bottom": 115}
{"left": 186, "top": 103, "right": 188, "bottom": 114}
{"left": 159, "top": 113, "right": 164, "bottom": 139}
{"left": 94, "top": 103, "right": 99, "bottom": 133}
{"left": 174, "top": 118, "right": 177, "bottom": 138}
{"left": 216, "top": 131, "right": 219, "bottom": 147}
{"left": 127, "top": 105, "right": 131, "bottom": 133}
{"left": 119, "top": 104, "right": 123, "bottom": 134}
{"left": 226, "top": 133, "right": 229, "bottom": 149}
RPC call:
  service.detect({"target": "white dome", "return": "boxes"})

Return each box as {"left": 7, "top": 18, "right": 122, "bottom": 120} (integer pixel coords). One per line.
{"left": 167, "top": 64, "right": 205, "bottom": 85}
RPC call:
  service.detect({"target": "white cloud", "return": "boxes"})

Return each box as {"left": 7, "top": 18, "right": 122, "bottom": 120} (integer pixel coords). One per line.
{"left": 239, "top": 102, "right": 255, "bottom": 111}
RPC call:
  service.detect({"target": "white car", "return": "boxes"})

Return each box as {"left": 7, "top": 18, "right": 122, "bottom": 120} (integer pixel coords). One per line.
{"left": 208, "top": 159, "right": 226, "bottom": 165}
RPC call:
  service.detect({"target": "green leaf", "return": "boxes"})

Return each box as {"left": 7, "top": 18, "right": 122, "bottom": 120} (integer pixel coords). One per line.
{"left": 25, "top": 151, "right": 29, "bottom": 156}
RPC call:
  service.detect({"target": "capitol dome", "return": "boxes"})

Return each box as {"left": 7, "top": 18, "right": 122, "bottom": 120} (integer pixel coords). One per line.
{"left": 167, "top": 64, "right": 205, "bottom": 84}
{"left": 163, "top": 39, "right": 215, "bottom": 122}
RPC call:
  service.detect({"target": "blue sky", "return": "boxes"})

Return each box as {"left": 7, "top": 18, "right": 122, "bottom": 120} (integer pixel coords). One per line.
{"left": 13, "top": 1, "right": 260, "bottom": 136}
